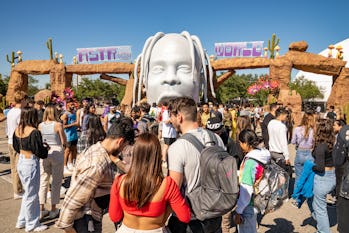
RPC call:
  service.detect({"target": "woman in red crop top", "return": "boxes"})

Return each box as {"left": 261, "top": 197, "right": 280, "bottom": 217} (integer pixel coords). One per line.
{"left": 109, "top": 133, "right": 190, "bottom": 232}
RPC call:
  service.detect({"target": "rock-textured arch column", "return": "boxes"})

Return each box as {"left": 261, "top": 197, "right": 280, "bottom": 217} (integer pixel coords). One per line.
{"left": 270, "top": 57, "right": 302, "bottom": 125}
{"left": 327, "top": 68, "right": 349, "bottom": 107}
{"left": 50, "top": 63, "right": 71, "bottom": 97}
{"left": 6, "top": 70, "right": 28, "bottom": 104}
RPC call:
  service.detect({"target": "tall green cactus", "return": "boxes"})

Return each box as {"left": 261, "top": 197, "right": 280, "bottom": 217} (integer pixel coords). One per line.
{"left": 343, "top": 102, "right": 349, "bottom": 124}
{"left": 46, "top": 38, "right": 53, "bottom": 60}
{"left": 6, "top": 51, "right": 16, "bottom": 67}
{"left": 268, "top": 33, "right": 280, "bottom": 59}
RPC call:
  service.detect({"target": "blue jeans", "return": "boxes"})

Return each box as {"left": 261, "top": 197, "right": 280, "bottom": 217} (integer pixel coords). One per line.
{"left": 313, "top": 169, "right": 336, "bottom": 233}
{"left": 16, "top": 154, "right": 41, "bottom": 232}
{"left": 237, "top": 205, "right": 257, "bottom": 233}
{"left": 294, "top": 149, "right": 314, "bottom": 185}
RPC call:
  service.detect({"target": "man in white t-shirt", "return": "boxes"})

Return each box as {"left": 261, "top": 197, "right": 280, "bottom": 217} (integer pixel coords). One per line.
{"left": 6, "top": 91, "right": 28, "bottom": 199}
{"left": 267, "top": 107, "right": 290, "bottom": 165}
{"left": 167, "top": 97, "right": 225, "bottom": 233}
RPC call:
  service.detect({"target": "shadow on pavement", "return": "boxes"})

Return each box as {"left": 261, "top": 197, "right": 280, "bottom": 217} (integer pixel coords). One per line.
{"left": 260, "top": 218, "right": 295, "bottom": 233}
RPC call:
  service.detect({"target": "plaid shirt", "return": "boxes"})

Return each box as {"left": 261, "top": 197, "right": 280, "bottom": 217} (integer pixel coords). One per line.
{"left": 56, "top": 142, "right": 115, "bottom": 229}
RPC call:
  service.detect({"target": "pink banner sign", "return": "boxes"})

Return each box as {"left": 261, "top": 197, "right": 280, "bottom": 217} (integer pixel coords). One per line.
{"left": 76, "top": 46, "right": 132, "bottom": 63}
{"left": 215, "top": 41, "right": 264, "bottom": 58}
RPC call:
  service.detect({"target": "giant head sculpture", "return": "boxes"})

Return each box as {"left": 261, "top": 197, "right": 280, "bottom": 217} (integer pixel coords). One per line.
{"left": 133, "top": 31, "right": 215, "bottom": 105}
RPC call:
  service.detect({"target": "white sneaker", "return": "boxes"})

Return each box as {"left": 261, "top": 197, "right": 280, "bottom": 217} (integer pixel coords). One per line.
{"left": 64, "top": 167, "right": 72, "bottom": 176}
{"left": 26, "top": 224, "right": 48, "bottom": 232}
{"left": 49, "top": 209, "right": 60, "bottom": 219}
{"left": 14, "top": 192, "right": 23, "bottom": 200}
{"left": 60, "top": 186, "right": 66, "bottom": 199}
{"left": 67, "top": 163, "right": 74, "bottom": 171}
{"left": 15, "top": 223, "right": 25, "bottom": 229}
{"left": 46, "top": 191, "right": 51, "bottom": 200}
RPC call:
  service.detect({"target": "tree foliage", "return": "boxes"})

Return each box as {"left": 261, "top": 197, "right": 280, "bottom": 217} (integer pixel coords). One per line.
{"left": 216, "top": 73, "right": 258, "bottom": 103}
{"left": 289, "top": 76, "right": 324, "bottom": 101}
{"left": 0, "top": 74, "right": 9, "bottom": 96}
{"left": 28, "top": 76, "right": 40, "bottom": 96}
{"left": 73, "top": 77, "right": 125, "bottom": 102}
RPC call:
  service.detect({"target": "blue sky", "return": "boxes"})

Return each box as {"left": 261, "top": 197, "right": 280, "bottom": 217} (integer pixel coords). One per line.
{"left": 0, "top": 0, "right": 348, "bottom": 88}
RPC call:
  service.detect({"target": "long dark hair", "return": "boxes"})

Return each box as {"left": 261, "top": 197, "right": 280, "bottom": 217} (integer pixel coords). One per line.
{"left": 314, "top": 119, "right": 335, "bottom": 151}
{"left": 123, "top": 133, "right": 163, "bottom": 208}
{"left": 238, "top": 129, "right": 263, "bottom": 150}
{"left": 18, "top": 107, "right": 38, "bottom": 135}
{"left": 86, "top": 115, "right": 106, "bottom": 145}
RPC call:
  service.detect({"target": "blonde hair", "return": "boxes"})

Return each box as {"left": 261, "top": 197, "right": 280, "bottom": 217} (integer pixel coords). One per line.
{"left": 43, "top": 105, "right": 57, "bottom": 121}
{"left": 14, "top": 91, "right": 27, "bottom": 104}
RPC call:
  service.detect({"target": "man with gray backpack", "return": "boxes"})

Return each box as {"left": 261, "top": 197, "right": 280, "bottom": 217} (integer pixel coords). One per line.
{"left": 167, "top": 97, "right": 239, "bottom": 233}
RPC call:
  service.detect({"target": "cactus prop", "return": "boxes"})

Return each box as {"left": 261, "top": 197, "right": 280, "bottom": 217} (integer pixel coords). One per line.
{"left": 343, "top": 102, "right": 349, "bottom": 124}
{"left": 268, "top": 33, "right": 280, "bottom": 59}
{"left": 46, "top": 38, "right": 53, "bottom": 60}
{"left": 6, "top": 51, "right": 16, "bottom": 67}
{"left": 0, "top": 97, "right": 9, "bottom": 111}
{"left": 44, "top": 96, "right": 51, "bottom": 105}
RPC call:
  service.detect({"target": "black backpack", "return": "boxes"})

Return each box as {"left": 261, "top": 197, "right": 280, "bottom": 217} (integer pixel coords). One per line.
{"left": 180, "top": 132, "right": 239, "bottom": 221}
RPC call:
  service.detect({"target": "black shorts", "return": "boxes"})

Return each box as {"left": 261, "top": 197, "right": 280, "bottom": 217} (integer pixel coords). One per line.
{"left": 66, "top": 140, "right": 78, "bottom": 148}
{"left": 163, "top": 138, "right": 176, "bottom": 146}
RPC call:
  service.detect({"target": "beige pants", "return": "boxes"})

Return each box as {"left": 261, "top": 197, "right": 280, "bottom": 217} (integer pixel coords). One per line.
{"left": 39, "top": 145, "right": 64, "bottom": 205}
{"left": 221, "top": 211, "right": 233, "bottom": 233}
{"left": 8, "top": 144, "right": 23, "bottom": 194}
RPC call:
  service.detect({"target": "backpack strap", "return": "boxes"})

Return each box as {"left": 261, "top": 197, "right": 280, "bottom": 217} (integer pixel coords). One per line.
{"left": 246, "top": 156, "right": 267, "bottom": 168}
{"left": 180, "top": 133, "right": 205, "bottom": 153}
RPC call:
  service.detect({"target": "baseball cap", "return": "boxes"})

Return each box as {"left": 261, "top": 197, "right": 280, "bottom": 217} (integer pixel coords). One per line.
{"left": 206, "top": 117, "right": 223, "bottom": 132}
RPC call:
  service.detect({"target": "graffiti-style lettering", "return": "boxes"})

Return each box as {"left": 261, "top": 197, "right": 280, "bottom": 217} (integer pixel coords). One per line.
{"left": 76, "top": 46, "right": 132, "bottom": 63}
{"left": 214, "top": 41, "right": 264, "bottom": 58}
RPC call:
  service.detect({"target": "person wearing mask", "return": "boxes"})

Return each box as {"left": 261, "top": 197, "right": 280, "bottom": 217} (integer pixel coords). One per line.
{"left": 312, "top": 119, "right": 336, "bottom": 233}
{"left": 38, "top": 104, "right": 67, "bottom": 220}
{"left": 7, "top": 91, "right": 28, "bottom": 199}
{"left": 233, "top": 129, "right": 270, "bottom": 233}
{"left": 109, "top": 133, "right": 191, "bottom": 232}
{"left": 13, "top": 107, "right": 49, "bottom": 232}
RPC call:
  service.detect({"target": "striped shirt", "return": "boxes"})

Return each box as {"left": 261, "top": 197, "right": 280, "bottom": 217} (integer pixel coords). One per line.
{"left": 56, "top": 142, "right": 114, "bottom": 229}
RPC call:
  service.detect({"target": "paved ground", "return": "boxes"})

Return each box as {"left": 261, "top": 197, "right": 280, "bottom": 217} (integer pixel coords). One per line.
{"left": 0, "top": 121, "right": 338, "bottom": 233}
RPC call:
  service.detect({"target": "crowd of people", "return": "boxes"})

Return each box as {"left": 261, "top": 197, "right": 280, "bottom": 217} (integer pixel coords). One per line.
{"left": 3, "top": 90, "right": 349, "bottom": 233}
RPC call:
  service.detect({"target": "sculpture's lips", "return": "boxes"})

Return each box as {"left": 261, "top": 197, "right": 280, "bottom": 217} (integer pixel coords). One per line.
{"left": 157, "top": 93, "right": 182, "bottom": 103}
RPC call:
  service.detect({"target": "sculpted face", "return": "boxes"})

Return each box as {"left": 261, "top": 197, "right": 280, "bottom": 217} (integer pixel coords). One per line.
{"left": 146, "top": 34, "right": 201, "bottom": 104}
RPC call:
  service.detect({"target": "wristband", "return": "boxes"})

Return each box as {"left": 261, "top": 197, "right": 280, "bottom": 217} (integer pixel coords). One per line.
{"left": 114, "top": 158, "right": 121, "bottom": 164}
